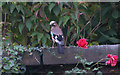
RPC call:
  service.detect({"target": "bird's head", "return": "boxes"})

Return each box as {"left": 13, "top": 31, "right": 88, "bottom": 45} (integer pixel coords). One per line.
{"left": 49, "top": 21, "right": 57, "bottom": 27}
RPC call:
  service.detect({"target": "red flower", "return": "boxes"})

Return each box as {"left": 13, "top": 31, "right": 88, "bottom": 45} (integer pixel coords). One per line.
{"left": 106, "top": 54, "right": 118, "bottom": 66}
{"left": 76, "top": 38, "right": 88, "bottom": 49}
{"left": 107, "top": 54, "right": 113, "bottom": 58}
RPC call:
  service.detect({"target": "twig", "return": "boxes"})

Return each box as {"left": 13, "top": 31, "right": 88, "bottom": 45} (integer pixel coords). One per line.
{"left": 86, "top": 22, "right": 102, "bottom": 39}
{"left": 70, "top": 21, "right": 90, "bottom": 44}
{"left": 65, "top": 26, "right": 70, "bottom": 47}
{"left": 87, "top": 3, "right": 102, "bottom": 39}
{"left": 70, "top": 32, "right": 77, "bottom": 44}
{"left": 35, "top": 56, "right": 40, "bottom": 64}
{"left": 80, "top": 21, "right": 90, "bottom": 33}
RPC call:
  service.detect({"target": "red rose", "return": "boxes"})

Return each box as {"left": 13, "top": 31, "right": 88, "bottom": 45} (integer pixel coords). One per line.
{"left": 106, "top": 54, "right": 118, "bottom": 67}
{"left": 76, "top": 38, "right": 88, "bottom": 49}
{"left": 107, "top": 54, "right": 113, "bottom": 58}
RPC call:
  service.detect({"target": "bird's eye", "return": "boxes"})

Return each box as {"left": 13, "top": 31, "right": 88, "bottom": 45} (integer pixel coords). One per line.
{"left": 52, "top": 23, "right": 55, "bottom": 26}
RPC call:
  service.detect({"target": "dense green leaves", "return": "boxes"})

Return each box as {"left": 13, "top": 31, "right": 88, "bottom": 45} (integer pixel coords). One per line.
{"left": 1, "top": 2, "right": 120, "bottom": 74}
{"left": 63, "top": 16, "right": 70, "bottom": 26}
{"left": 2, "top": 2, "right": 120, "bottom": 47}
{"left": 26, "top": 19, "right": 32, "bottom": 31}
{"left": 10, "top": 4, "right": 16, "bottom": 13}
{"left": 59, "top": 3, "right": 63, "bottom": 10}
{"left": 37, "top": 33, "right": 43, "bottom": 43}
{"left": 49, "top": 3, "right": 56, "bottom": 12}
{"left": 18, "top": 24, "right": 24, "bottom": 34}
{"left": 0, "top": 2, "right": 2, "bottom": 7}
{"left": 53, "top": 6, "right": 60, "bottom": 16}
{"left": 112, "top": 10, "right": 119, "bottom": 19}
{"left": 99, "top": 32, "right": 119, "bottom": 43}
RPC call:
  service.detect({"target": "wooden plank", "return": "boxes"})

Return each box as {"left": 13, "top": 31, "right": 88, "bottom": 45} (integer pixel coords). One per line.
{"left": 43, "top": 44, "right": 119, "bottom": 65}
{"left": 2, "top": 44, "right": 119, "bottom": 65}
{"left": 22, "top": 51, "right": 41, "bottom": 65}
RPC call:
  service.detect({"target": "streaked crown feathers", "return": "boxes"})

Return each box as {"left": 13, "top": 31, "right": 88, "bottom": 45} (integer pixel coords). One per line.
{"left": 49, "top": 21, "right": 56, "bottom": 25}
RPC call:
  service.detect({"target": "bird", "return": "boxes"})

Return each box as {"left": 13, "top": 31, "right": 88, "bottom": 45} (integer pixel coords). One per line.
{"left": 49, "top": 21, "right": 64, "bottom": 54}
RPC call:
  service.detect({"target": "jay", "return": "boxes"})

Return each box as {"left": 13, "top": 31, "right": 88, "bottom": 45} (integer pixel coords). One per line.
{"left": 49, "top": 21, "right": 64, "bottom": 54}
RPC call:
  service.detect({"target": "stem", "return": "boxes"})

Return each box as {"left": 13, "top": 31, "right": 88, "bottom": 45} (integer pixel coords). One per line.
{"left": 74, "top": 55, "right": 82, "bottom": 68}
{"left": 75, "top": 60, "right": 81, "bottom": 68}
{"left": 79, "top": 21, "right": 90, "bottom": 34}
{"left": 86, "top": 3, "right": 102, "bottom": 39}
{"left": 65, "top": 26, "right": 70, "bottom": 47}
{"left": 86, "top": 22, "right": 102, "bottom": 39}
{"left": 90, "top": 58, "right": 108, "bottom": 69}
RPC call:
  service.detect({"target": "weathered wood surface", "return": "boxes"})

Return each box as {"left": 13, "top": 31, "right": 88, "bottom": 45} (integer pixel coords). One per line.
{"left": 22, "top": 51, "right": 41, "bottom": 65}
{"left": 3, "top": 44, "right": 119, "bottom": 65}
{"left": 43, "top": 44, "right": 119, "bottom": 65}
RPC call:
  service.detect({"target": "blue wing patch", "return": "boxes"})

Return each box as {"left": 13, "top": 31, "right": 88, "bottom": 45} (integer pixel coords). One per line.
{"left": 50, "top": 31, "right": 54, "bottom": 37}
{"left": 51, "top": 31, "right": 63, "bottom": 41}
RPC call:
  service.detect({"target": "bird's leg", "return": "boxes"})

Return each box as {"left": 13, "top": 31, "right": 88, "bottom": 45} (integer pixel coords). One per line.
{"left": 52, "top": 36, "right": 55, "bottom": 48}
{"left": 52, "top": 42, "right": 55, "bottom": 48}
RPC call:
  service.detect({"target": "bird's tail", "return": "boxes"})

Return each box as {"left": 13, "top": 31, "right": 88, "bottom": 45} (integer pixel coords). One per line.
{"left": 57, "top": 43, "right": 64, "bottom": 54}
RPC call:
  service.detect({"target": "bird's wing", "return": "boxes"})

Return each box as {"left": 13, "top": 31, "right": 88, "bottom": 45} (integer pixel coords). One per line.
{"left": 51, "top": 26, "right": 63, "bottom": 35}
{"left": 50, "top": 31, "right": 64, "bottom": 45}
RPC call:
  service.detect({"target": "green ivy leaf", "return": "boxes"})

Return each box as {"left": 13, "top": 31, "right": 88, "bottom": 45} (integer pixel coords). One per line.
{"left": 73, "top": 2, "right": 78, "bottom": 9}
{"left": 58, "top": 17, "right": 64, "bottom": 26}
{"left": 0, "top": 2, "right": 2, "bottom": 7}
{"left": 112, "top": 10, "right": 119, "bottom": 19}
{"left": 100, "top": 32, "right": 119, "bottom": 43}
{"left": 63, "top": 16, "right": 70, "bottom": 26}
{"left": 85, "top": 61, "right": 94, "bottom": 65}
{"left": 26, "top": 19, "right": 32, "bottom": 31}
{"left": 31, "top": 32, "right": 38, "bottom": 37}
{"left": 59, "top": 3, "right": 63, "bottom": 10}
{"left": 14, "top": 51, "right": 18, "bottom": 55}
{"left": 9, "top": 60, "right": 14, "bottom": 67}
{"left": 40, "top": 7, "right": 45, "bottom": 18}
{"left": 16, "top": 5, "right": 21, "bottom": 13}
{"left": 18, "top": 24, "right": 24, "bottom": 34}
{"left": 3, "top": 65, "right": 11, "bottom": 70}
{"left": 10, "top": 4, "right": 16, "bottom": 13}
{"left": 92, "top": 67, "right": 98, "bottom": 71}
{"left": 34, "top": 24, "right": 38, "bottom": 31}
{"left": 20, "top": 6, "right": 25, "bottom": 15}
{"left": 37, "top": 33, "right": 43, "bottom": 42}
{"left": 42, "top": 37, "right": 47, "bottom": 45}
{"left": 3, "top": 57, "right": 9, "bottom": 61}
{"left": 75, "top": 55, "right": 81, "bottom": 59}
{"left": 102, "top": 6, "right": 111, "bottom": 17}
{"left": 81, "top": 3, "right": 87, "bottom": 9}
{"left": 53, "top": 6, "right": 60, "bottom": 16}
{"left": 80, "top": 59, "right": 87, "bottom": 64}
{"left": 85, "top": 67, "right": 91, "bottom": 70}
{"left": 75, "top": 10, "right": 79, "bottom": 20}
{"left": 45, "top": 34, "right": 50, "bottom": 40}
{"left": 49, "top": 3, "right": 56, "bottom": 12}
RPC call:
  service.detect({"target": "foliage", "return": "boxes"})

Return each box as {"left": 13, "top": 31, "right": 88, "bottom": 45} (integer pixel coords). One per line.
{"left": 2, "top": 45, "right": 42, "bottom": 73}
{"left": 0, "top": 2, "right": 120, "bottom": 74}
{"left": 1, "top": 2, "right": 120, "bottom": 48}
{"left": 65, "top": 54, "right": 104, "bottom": 74}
